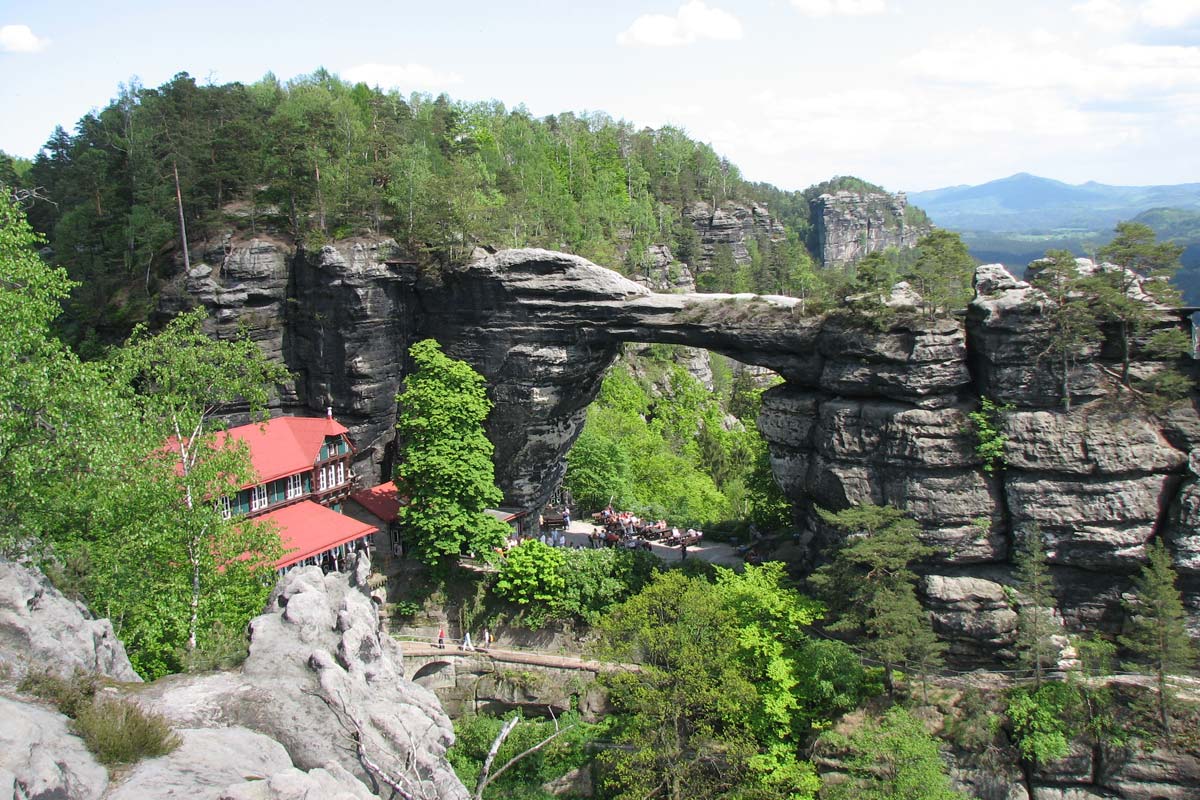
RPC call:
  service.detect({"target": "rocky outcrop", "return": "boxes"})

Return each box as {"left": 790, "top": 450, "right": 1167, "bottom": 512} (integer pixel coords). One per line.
{"left": 0, "top": 558, "right": 467, "bottom": 800}
{"left": 685, "top": 200, "right": 786, "bottom": 270}
{"left": 0, "top": 696, "right": 108, "bottom": 800}
{"left": 0, "top": 561, "right": 140, "bottom": 682}
{"left": 135, "top": 555, "right": 467, "bottom": 800}
{"left": 164, "top": 239, "right": 1199, "bottom": 655}
{"left": 811, "top": 190, "right": 931, "bottom": 268}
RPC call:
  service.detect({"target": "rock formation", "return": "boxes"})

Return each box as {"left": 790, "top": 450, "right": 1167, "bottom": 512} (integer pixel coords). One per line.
{"left": 0, "top": 561, "right": 140, "bottom": 682}
{"left": 810, "top": 190, "right": 931, "bottom": 268}
{"left": 0, "top": 559, "right": 468, "bottom": 800}
{"left": 162, "top": 242, "right": 1199, "bottom": 653}
{"left": 685, "top": 200, "right": 786, "bottom": 270}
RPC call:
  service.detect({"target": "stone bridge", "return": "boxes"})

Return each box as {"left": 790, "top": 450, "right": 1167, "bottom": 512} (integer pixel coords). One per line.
{"left": 398, "top": 639, "right": 623, "bottom": 719}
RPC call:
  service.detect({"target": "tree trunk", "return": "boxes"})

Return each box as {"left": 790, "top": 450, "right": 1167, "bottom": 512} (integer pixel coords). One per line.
{"left": 173, "top": 160, "right": 191, "bottom": 272}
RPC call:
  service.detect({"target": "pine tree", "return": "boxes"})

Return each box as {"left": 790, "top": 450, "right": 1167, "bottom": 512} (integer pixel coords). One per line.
{"left": 1028, "top": 250, "right": 1103, "bottom": 411}
{"left": 1119, "top": 540, "right": 1196, "bottom": 742}
{"left": 1014, "top": 527, "right": 1058, "bottom": 688}
{"left": 812, "top": 504, "right": 944, "bottom": 695}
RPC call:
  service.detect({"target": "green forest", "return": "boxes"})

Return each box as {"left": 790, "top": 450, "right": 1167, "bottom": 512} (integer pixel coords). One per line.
{"left": 0, "top": 69, "right": 860, "bottom": 353}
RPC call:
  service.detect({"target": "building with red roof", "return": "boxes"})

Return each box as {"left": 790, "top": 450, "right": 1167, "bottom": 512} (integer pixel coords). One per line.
{"left": 215, "top": 411, "right": 376, "bottom": 572}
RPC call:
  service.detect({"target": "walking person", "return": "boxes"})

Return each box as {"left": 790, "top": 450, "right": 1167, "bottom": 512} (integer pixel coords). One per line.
{"left": 437, "top": 627, "right": 445, "bottom": 650}
{"left": 461, "top": 630, "right": 474, "bottom": 651}
{"left": 481, "top": 627, "right": 491, "bottom": 652}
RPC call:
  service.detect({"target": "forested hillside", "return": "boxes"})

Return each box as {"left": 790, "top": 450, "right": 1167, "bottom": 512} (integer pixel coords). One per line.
{"left": 3, "top": 69, "right": 837, "bottom": 351}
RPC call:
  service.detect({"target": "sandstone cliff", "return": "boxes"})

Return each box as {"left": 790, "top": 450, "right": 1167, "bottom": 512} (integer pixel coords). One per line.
{"left": 161, "top": 242, "right": 1199, "bottom": 658}
{"left": 811, "top": 190, "right": 932, "bottom": 268}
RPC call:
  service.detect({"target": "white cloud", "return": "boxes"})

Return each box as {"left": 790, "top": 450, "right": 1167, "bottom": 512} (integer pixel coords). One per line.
{"left": 341, "top": 63, "right": 463, "bottom": 91}
{"left": 902, "top": 30, "right": 1200, "bottom": 99}
{"left": 1030, "top": 28, "right": 1061, "bottom": 46}
{"left": 0, "top": 24, "right": 49, "bottom": 53}
{"left": 1138, "top": 0, "right": 1200, "bottom": 27}
{"left": 617, "top": 1, "right": 743, "bottom": 47}
{"left": 790, "top": 0, "right": 887, "bottom": 17}
{"left": 1072, "top": 0, "right": 1132, "bottom": 31}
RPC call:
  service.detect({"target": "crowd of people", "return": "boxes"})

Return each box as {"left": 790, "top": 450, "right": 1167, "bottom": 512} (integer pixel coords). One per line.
{"left": 592, "top": 506, "right": 704, "bottom": 556}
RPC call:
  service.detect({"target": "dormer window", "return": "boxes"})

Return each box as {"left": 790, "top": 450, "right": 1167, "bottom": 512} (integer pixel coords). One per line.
{"left": 251, "top": 484, "right": 268, "bottom": 511}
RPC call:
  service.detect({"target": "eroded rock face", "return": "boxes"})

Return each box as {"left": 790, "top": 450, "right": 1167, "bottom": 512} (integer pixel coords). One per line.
{"left": 165, "top": 245, "right": 1199, "bottom": 653}
{"left": 136, "top": 556, "right": 467, "bottom": 800}
{"left": 0, "top": 561, "right": 140, "bottom": 682}
{"left": 686, "top": 200, "right": 786, "bottom": 271}
{"left": 810, "top": 191, "right": 931, "bottom": 268}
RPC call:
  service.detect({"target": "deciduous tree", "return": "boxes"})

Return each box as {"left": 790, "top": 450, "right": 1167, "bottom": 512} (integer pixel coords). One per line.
{"left": 394, "top": 339, "right": 510, "bottom": 566}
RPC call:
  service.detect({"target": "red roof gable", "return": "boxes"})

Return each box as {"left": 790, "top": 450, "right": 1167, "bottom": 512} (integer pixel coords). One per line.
{"left": 263, "top": 500, "right": 376, "bottom": 569}
{"left": 350, "top": 480, "right": 404, "bottom": 523}
{"left": 215, "top": 416, "right": 350, "bottom": 488}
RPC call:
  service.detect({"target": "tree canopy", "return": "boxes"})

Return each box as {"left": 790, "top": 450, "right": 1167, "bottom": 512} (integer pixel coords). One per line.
{"left": 393, "top": 338, "right": 511, "bottom": 565}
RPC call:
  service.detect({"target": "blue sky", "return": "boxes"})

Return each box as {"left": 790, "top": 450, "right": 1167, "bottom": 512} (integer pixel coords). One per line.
{"left": 2, "top": 0, "right": 1199, "bottom": 192}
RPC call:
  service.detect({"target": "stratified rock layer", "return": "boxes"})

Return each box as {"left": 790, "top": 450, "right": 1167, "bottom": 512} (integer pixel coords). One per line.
{"left": 810, "top": 190, "right": 931, "bottom": 268}
{"left": 164, "top": 244, "right": 1199, "bottom": 659}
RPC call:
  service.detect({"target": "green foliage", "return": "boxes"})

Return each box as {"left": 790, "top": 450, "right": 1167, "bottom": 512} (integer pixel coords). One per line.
{"left": 1006, "top": 682, "right": 1077, "bottom": 765}
{"left": 1119, "top": 540, "right": 1196, "bottom": 741}
{"left": 19, "top": 670, "right": 101, "bottom": 719}
{"left": 550, "top": 546, "right": 658, "bottom": 623}
{"left": 594, "top": 564, "right": 830, "bottom": 800}
{"left": 494, "top": 540, "right": 567, "bottom": 616}
{"left": 26, "top": 71, "right": 856, "bottom": 350}
{"left": 907, "top": 230, "right": 976, "bottom": 318}
{"left": 565, "top": 363, "right": 734, "bottom": 527}
{"left": 812, "top": 504, "right": 944, "bottom": 694}
{"left": 966, "top": 397, "right": 1012, "bottom": 474}
{"left": 448, "top": 711, "right": 596, "bottom": 800}
{"left": 0, "top": 198, "right": 288, "bottom": 678}
{"left": 1027, "top": 250, "right": 1103, "bottom": 411}
{"left": 821, "top": 707, "right": 969, "bottom": 800}
{"left": 394, "top": 339, "right": 511, "bottom": 566}
{"left": 73, "top": 696, "right": 182, "bottom": 765}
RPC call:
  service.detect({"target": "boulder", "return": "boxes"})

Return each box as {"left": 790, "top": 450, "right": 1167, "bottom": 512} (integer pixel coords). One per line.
{"left": 0, "top": 560, "right": 140, "bottom": 682}
{"left": 218, "top": 762, "right": 377, "bottom": 800}
{"left": 0, "top": 695, "right": 107, "bottom": 800}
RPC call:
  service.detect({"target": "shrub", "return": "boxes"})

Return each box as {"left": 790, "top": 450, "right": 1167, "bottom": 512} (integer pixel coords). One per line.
{"left": 966, "top": 397, "right": 1012, "bottom": 474}
{"left": 73, "top": 696, "right": 182, "bottom": 764}
{"left": 1006, "top": 682, "right": 1079, "bottom": 765}
{"left": 18, "top": 670, "right": 99, "bottom": 718}
{"left": 19, "top": 668, "right": 181, "bottom": 765}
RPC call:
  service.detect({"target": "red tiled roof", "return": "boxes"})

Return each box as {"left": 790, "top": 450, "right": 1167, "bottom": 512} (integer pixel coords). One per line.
{"left": 262, "top": 500, "right": 376, "bottom": 568}
{"left": 214, "top": 416, "right": 350, "bottom": 488}
{"left": 350, "top": 480, "right": 404, "bottom": 523}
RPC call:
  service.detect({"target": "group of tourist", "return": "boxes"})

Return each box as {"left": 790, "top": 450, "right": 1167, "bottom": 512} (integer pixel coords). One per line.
{"left": 592, "top": 506, "right": 704, "bottom": 556}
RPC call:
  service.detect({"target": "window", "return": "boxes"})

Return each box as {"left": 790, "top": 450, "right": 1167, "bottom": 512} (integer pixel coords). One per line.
{"left": 287, "top": 474, "right": 303, "bottom": 499}
{"left": 336, "top": 461, "right": 345, "bottom": 486}
{"left": 318, "top": 466, "right": 328, "bottom": 492}
{"left": 251, "top": 484, "right": 268, "bottom": 511}
{"left": 219, "top": 496, "right": 232, "bottom": 519}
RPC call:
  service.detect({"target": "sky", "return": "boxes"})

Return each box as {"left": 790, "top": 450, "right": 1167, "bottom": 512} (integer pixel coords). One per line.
{"left": 2, "top": 0, "right": 1199, "bottom": 193}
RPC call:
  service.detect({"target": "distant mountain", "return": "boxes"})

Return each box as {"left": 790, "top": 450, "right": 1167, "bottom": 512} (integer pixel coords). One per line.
{"left": 909, "top": 173, "right": 1200, "bottom": 233}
